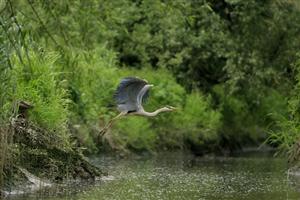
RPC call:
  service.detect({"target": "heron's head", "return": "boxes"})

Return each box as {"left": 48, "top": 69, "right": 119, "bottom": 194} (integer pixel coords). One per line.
{"left": 164, "top": 105, "right": 177, "bottom": 112}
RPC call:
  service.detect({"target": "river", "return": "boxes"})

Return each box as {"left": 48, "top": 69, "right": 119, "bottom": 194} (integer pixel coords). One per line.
{"left": 7, "top": 151, "right": 300, "bottom": 200}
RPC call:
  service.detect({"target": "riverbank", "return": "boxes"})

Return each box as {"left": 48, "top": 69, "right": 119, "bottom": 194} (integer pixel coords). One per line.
{"left": 1, "top": 114, "right": 103, "bottom": 197}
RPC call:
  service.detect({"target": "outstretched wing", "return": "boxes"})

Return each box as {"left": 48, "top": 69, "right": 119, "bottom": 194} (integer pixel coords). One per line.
{"left": 114, "top": 77, "right": 150, "bottom": 112}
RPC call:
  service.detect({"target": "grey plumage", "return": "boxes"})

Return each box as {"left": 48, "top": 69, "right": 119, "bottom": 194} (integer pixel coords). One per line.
{"left": 114, "top": 77, "right": 150, "bottom": 112}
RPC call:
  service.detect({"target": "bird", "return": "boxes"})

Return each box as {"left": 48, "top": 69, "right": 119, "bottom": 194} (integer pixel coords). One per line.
{"left": 99, "top": 77, "right": 176, "bottom": 135}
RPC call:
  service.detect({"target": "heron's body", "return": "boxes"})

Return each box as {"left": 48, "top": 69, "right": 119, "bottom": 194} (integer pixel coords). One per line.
{"left": 99, "top": 77, "right": 175, "bottom": 135}
{"left": 114, "top": 77, "right": 150, "bottom": 113}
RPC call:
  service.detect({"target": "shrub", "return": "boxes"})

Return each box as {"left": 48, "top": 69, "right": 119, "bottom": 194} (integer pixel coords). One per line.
{"left": 174, "top": 92, "right": 222, "bottom": 147}
{"left": 267, "top": 54, "right": 300, "bottom": 161}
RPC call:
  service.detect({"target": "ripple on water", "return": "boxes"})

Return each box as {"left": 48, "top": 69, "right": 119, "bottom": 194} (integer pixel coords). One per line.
{"left": 7, "top": 153, "right": 300, "bottom": 200}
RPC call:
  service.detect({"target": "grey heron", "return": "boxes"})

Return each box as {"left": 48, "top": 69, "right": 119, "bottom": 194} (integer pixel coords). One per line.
{"left": 99, "top": 77, "right": 176, "bottom": 135}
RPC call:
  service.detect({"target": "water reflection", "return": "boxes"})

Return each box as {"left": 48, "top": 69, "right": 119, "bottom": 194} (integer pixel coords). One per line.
{"left": 7, "top": 151, "right": 300, "bottom": 200}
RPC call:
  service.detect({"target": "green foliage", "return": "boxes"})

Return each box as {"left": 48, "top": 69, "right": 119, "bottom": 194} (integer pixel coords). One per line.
{"left": 67, "top": 47, "right": 119, "bottom": 123}
{"left": 212, "top": 84, "right": 251, "bottom": 146}
{"left": 213, "top": 83, "right": 289, "bottom": 148}
{"left": 11, "top": 50, "right": 70, "bottom": 143}
{"left": 0, "top": 10, "right": 20, "bottom": 186}
{"left": 268, "top": 116, "right": 300, "bottom": 156}
{"left": 174, "top": 92, "right": 222, "bottom": 147}
{"left": 114, "top": 117, "right": 156, "bottom": 152}
{"left": 257, "top": 89, "right": 289, "bottom": 125}
{"left": 1, "top": 0, "right": 300, "bottom": 157}
{"left": 267, "top": 54, "right": 300, "bottom": 161}
{"left": 62, "top": 48, "right": 120, "bottom": 152}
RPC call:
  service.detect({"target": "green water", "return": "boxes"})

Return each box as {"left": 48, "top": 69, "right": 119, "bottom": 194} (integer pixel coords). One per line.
{"left": 8, "top": 152, "right": 300, "bottom": 200}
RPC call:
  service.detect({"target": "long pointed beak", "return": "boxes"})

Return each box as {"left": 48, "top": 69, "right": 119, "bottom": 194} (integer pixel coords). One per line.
{"left": 166, "top": 105, "right": 178, "bottom": 110}
{"left": 172, "top": 107, "right": 179, "bottom": 111}
{"left": 149, "top": 84, "right": 154, "bottom": 87}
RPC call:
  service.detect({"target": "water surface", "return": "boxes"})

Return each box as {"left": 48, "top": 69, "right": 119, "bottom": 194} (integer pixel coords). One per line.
{"left": 8, "top": 151, "right": 300, "bottom": 200}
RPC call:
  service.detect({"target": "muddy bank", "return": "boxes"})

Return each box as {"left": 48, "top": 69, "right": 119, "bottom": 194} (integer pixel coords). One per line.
{"left": 1, "top": 109, "right": 103, "bottom": 196}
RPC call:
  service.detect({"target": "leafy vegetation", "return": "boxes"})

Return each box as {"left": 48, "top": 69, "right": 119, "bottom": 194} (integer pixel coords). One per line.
{"left": 12, "top": 51, "right": 69, "bottom": 137}
{"left": 267, "top": 54, "right": 300, "bottom": 162}
{"left": 1, "top": 0, "right": 300, "bottom": 189}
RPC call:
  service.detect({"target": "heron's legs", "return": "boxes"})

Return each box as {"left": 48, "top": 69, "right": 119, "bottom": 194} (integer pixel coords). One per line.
{"left": 99, "top": 112, "right": 126, "bottom": 136}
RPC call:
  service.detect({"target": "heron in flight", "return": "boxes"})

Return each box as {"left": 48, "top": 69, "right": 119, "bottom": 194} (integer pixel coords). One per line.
{"left": 100, "top": 77, "right": 176, "bottom": 135}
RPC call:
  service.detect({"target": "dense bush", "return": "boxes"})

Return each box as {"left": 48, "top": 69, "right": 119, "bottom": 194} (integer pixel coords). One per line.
{"left": 173, "top": 92, "right": 222, "bottom": 151}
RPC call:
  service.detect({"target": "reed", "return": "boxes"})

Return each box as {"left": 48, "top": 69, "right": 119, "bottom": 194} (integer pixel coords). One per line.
{"left": 0, "top": 46, "right": 11, "bottom": 191}
{"left": 0, "top": 81, "right": 21, "bottom": 190}
{"left": 0, "top": 75, "right": 16, "bottom": 190}
{"left": 0, "top": 89, "right": 14, "bottom": 191}
{"left": 0, "top": 126, "right": 8, "bottom": 189}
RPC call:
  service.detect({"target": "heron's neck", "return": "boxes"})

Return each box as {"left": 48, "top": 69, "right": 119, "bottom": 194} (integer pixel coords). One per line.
{"left": 140, "top": 107, "right": 169, "bottom": 117}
